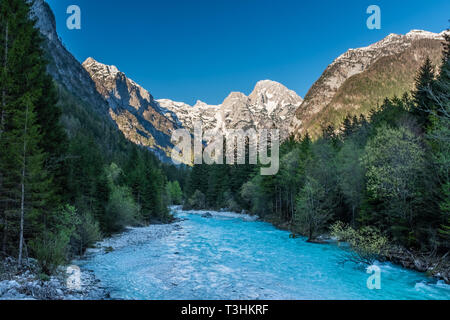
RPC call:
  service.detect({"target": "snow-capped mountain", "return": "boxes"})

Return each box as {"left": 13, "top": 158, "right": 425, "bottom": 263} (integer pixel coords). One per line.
{"left": 30, "top": 0, "right": 447, "bottom": 160}
{"left": 291, "top": 29, "right": 447, "bottom": 138}
{"left": 159, "top": 80, "right": 303, "bottom": 140}
{"left": 82, "top": 58, "right": 179, "bottom": 159}
{"left": 82, "top": 58, "right": 302, "bottom": 159}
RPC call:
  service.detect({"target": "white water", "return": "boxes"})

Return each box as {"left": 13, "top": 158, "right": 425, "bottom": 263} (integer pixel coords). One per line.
{"left": 78, "top": 208, "right": 450, "bottom": 300}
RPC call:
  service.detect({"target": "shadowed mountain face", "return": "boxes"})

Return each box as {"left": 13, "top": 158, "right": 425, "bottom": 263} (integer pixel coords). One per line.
{"left": 30, "top": 0, "right": 110, "bottom": 117}
{"left": 290, "top": 30, "right": 447, "bottom": 138}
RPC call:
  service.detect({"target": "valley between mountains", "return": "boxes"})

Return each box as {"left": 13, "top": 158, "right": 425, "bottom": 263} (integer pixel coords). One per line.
{"left": 1, "top": 0, "right": 449, "bottom": 301}
{"left": 30, "top": 0, "right": 447, "bottom": 161}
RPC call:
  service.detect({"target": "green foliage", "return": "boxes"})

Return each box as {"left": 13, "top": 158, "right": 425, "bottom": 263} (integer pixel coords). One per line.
{"left": 124, "top": 146, "right": 171, "bottom": 223}
{"left": 331, "top": 221, "right": 389, "bottom": 265}
{"left": 185, "top": 143, "right": 256, "bottom": 211}
{"left": 363, "top": 124, "right": 425, "bottom": 244}
{"left": 71, "top": 209, "right": 102, "bottom": 256}
{"left": 0, "top": 0, "right": 66, "bottom": 266}
{"left": 439, "top": 183, "right": 450, "bottom": 244}
{"left": 0, "top": 0, "right": 176, "bottom": 271}
{"left": 30, "top": 205, "right": 79, "bottom": 274}
{"left": 185, "top": 190, "right": 206, "bottom": 210}
{"left": 166, "top": 181, "right": 183, "bottom": 205}
{"left": 241, "top": 175, "right": 267, "bottom": 216}
{"left": 30, "top": 230, "right": 71, "bottom": 276}
{"left": 411, "top": 57, "right": 436, "bottom": 128}
{"left": 294, "top": 177, "right": 332, "bottom": 240}
{"left": 336, "top": 139, "right": 365, "bottom": 226}
{"left": 104, "top": 163, "right": 139, "bottom": 233}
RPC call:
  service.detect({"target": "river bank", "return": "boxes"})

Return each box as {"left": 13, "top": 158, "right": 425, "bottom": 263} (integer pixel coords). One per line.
{"left": 0, "top": 256, "right": 108, "bottom": 300}
{"left": 78, "top": 208, "right": 450, "bottom": 299}
{"left": 1, "top": 207, "right": 449, "bottom": 299}
{"left": 267, "top": 216, "right": 450, "bottom": 285}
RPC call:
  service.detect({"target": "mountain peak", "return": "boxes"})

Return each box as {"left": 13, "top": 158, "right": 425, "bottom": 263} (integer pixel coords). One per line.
{"left": 291, "top": 29, "right": 445, "bottom": 138}
{"left": 30, "top": 0, "right": 58, "bottom": 42}
{"left": 251, "top": 80, "right": 293, "bottom": 95}
{"left": 83, "top": 57, "right": 97, "bottom": 65}
{"left": 254, "top": 79, "right": 282, "bottom": 88}
{"left": 405, "top": 29, "right": 444, "bottom": 39}
{"left": 248, "top": 80, "right": 303, "bottom": 116}
{"left": 193, "top": 100, "right": 211, "bottom": 108}
{"left": 82, "top": 58, "right": 120, "bottom": 76}
{"left": 222, "top": 92, "right": 248, "bottom": 104}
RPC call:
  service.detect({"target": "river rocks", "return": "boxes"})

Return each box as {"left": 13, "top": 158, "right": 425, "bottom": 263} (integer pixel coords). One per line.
{"left": 385, "top": 246, "right": 450, "bottom": 284}
{"left": 93, "top": 224, "right": 179, "bottom": 252}
{"left": 0, "top": 257, "right": 108, "bottom": 300}
{"left": 185, "top": 209, "right": 259, "bottom": 221}
{"left": 306, "top": 239, "right": 328, "bottom": 244}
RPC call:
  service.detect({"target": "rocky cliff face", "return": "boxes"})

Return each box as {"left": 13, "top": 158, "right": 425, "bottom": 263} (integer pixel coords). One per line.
{"left": 82, "top": 58, "right": 179, "bottom": 159}
{"left": 158, "top": 80, "right": 302, "bottom": 141}
{"left": 31, "top": 0, "right": 446, "bottom": 158}
{"left": 83, "top": 57, "right": 303, "bottom": 154}
{"left": 30, "top": 0, "right": 178, "bottom": 160}
{"left": 291, "top": 30, "right": 447, "bottom": 138}
{"left": 30, "top": 0, "right": 110, "bottom": 116}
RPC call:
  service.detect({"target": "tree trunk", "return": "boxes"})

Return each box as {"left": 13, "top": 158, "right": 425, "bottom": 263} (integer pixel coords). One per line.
{"left": 274, "top": 187, "right": 277, "bottom": 215}
{"left": 2, "top": 202, "right": 7, "bottom": 254}
{"left": 18, "top": 169, "right": 25, "bottom": 267}
{"left": 290, "top": 190, "right": 294, "bottom": 222}
{"left": 0, "top": 23, "right": 9, "bottom": 255}
{"left": 352, "top": 205, "right": 355, "bottom": 228}
{"left": 0, "top": 22, "right": 8, "bottom": 136}
{"left": 18, "top": 104, "right": 29, "bottom": 268}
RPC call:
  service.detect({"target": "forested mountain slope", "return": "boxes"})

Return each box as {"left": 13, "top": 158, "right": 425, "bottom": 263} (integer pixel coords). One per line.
{"left": 291, "top": 30, "right": 447, "bottom": 138}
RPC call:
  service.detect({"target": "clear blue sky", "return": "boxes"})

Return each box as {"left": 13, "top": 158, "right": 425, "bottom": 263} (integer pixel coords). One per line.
{"left": 46, "top": 0, "right": 449, "bottom": 105}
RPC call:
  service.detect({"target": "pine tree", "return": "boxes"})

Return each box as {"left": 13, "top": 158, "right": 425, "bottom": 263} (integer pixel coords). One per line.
{"left": 412, "top": 57, "right": 435, "bottom": 128}
{"left": 2, "top": 89, "right": 52, "bottom": 266}
{"left": 342, "top": 114, "right": 353, "bottom": 138}
{"left": 437, "top": 29, "right": 450, "bottom": 85}
{"left": 0, "top": 0, "right": 65, "bottom": 265}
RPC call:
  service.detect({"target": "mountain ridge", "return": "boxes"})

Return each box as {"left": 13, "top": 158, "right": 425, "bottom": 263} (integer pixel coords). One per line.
{"left": 30, "top": 0, "right": 447, "bottom": 158}
{"left": 83, "top": 57, "right": 303, "bottom": 154}
{"left": 291, "top": 29, "right": 447, "bottom": 137}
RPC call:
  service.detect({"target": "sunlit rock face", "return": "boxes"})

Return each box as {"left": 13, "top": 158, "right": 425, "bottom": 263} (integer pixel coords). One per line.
{"left": 84, "top": 56, "right": 303, "bottom": 158}
{"left": 291, "top": 30, "right": 447, "bottom": 138}
{"left": 83, "top": 58, "right": 178, "bottom": 160}
{"left": 158, "top": 80, "right": 302, "bottom": 141}
{"left": 29, "top": 0, "right": 299, "bottom": 159}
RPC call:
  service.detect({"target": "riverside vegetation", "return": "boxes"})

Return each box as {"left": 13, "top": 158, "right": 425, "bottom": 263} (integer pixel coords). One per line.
{"left": 183, "top": 32, "right": 450, "bottom": 281}
{"left": 0, "top": 0, "right": 449, "bottom": 290}
{"left": 0, "top": 0, "right": 182, "bottom": 279}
